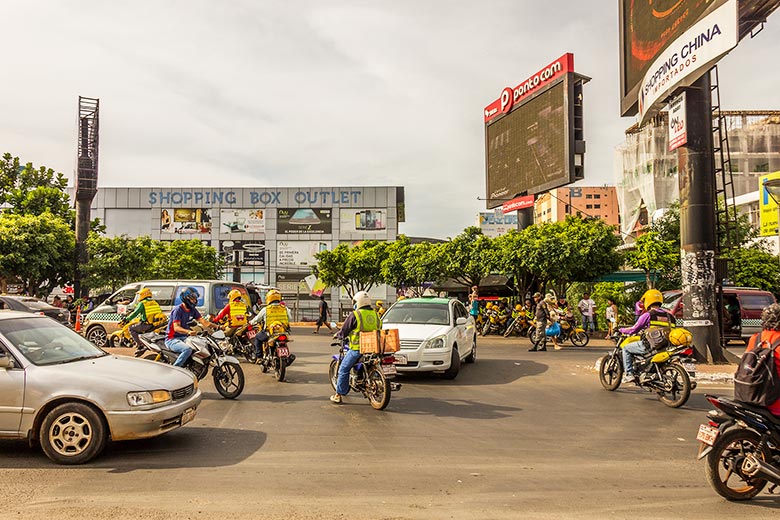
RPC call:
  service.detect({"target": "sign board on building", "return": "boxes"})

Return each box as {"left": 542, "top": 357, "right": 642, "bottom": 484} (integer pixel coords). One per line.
{"left": 277, "top": 208, "right": 332, "bottom": 235}
{"left": 219, "top": 209, "right": 265, "bottom": 233}
{"left": 339, "top": 209, "right": 387, "bottom": 232}
{"left": 477, "top": 212, "right": 518, "bottom": 238}
{"left": 668, "top": 92, "right": 687, "bottom": 151}
{"left": 277, "top": 241, "right": 330, "bottom": 266}
{"left": 220, "top": 240, "right": 266, "bottom": 267}
{"left": 760, "top": 171, "right": 780, "bottom": 237}
{"left": 160, "top": 208, "right": 212, "bottom": 234}
{"left": 501, "top": 195, "right": 535, "bottom": 214}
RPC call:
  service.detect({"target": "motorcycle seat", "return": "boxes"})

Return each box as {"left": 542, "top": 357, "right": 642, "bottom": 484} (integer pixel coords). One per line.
{"left": 718, "top": 397, "right": 780, "bottom": 426}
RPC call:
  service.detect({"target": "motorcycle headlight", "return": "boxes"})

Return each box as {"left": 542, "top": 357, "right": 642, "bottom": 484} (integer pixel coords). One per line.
{"left": 127, "top": 390, "right": 171, "bottom": 407}
{"left": 423, "top": 335, "right": 447, "bottom": 349}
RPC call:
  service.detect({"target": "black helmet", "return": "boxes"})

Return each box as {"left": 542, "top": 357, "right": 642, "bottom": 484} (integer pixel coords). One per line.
{"left": 180, "top": 286, "right": 200, "bottom": 309}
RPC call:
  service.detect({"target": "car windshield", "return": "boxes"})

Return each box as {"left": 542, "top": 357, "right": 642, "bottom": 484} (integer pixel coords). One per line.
{"left": 382, "top": 303, "right": 450, "bottom": 326}
{"left": 0, "top": 317, "right": 106, "bottom": 366}
{"left": 15, "top": 298, "right": 57, "bottom": 311}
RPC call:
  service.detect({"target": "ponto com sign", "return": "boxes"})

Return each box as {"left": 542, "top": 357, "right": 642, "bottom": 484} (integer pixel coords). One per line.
{"left": 760, "top": 171, "right": 780, "bottom": 237}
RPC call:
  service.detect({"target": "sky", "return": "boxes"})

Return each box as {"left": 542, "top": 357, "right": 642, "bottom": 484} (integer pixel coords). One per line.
{"left": 2, "top": 0, "right": 779, "bottom": 239}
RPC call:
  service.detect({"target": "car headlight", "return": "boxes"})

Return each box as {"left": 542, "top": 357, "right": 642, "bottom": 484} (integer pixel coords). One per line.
{"left": 127, "top": 390, "right": 172, "bottom": 406}
{"left": 423, "top": 335, "right": 447, "bottom": 349}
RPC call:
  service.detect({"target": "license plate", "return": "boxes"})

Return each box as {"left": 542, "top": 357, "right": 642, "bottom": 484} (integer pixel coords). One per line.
{"left": 181, "top": 407, "right": 197, "bottom": 425}
{"left": 394, "top": 354, "right": 407, "bottom": 365}
{"left": 247, "top": 330, "right": 256, "bottom": 339}
{"left": 277, "top": 346, "right": 290, "bottom": 357}
{"left": 696, "top": 424, "right": 719, "bottom": 446}
{"left": 382, "top": 364, "right": 398, "bottom": 375}
{"left": 683, "top": 362, "right": 696, "bottom": 375}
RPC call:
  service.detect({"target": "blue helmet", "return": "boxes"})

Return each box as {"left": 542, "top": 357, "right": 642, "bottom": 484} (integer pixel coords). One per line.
{"left": 180, "top": 286, "right": 200, "bottom": 309}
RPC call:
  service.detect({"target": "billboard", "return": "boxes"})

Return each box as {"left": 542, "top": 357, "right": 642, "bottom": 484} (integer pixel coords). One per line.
{"left": 219, "top": 240, "right": 266, "bottom": 267}
{"left": 759, "top": 171, "right": 780, "bottom": 237}
{"left": 219, "top": 209, "right": 265, "bottom": 233}
{"left": 484, "top": 54, "right": 586, "bottom": 209}
{"left": 339, "top": 209, "right": 387, "bottom": 232}
{"left": 477, "top": 212, "right": 518, "bottom": 238}
{"left": 277, "top": 208, "right": 332, "bottom": 234}
{"left": 277, "top": 240, "right": 330, "bottom": 266}
{"left": 160, "top": 208, "right": 212, "bottom": 234}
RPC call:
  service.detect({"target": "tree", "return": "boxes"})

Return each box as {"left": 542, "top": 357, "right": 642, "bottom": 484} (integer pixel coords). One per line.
{"left": 492, "top": 230, "right": 536, "bottom": 299}
{"left": 0, "top": 153, "right": 73, "bottom": 221}
{"left": 149, "top": 240, "right": 221, "bottom": 280}
{"left": 84, "top": 235, "right": 161, "bottom": 292}
{"left": 0, "top": 212, "right": 74, "bottom": 296}
{"left": 724, "top": 246, "right": 780, "bottom": 296}
{"left": 624, "top": 231, "right": 678, "bottom": 288}
{"left": 440, "top": 227, "right": 494, "bottom": 288}
{"left": 380, "top": 236, "right": 446, "bottom": 297}
{"left": 314, "top": 241, "right": 387, "bottom": 297}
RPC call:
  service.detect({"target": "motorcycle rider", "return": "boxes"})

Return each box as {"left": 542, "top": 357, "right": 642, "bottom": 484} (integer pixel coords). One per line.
{"left": 496, "top": 300, "right": 510, "bottom": 330}
{"left": 249, "top": 289, "right": 294, "bottom": 364}
{"left": 744, "top": 303, "right": 780, "bottom": 416}
{"left": 618, "top": 288, "right": 676, "bottom": 384}
{"left": 530, "top": 293, "right": 559, "bottom": 352}
{"left": 330, "top": 290, "right": 381, "bottom": 404}
{"left": 165, "top": 286, "right": 216, "bottom": 367}
{"left": 375, "top": 300, "right": 386, "bottom": 318}
{"left": 213, "top": 289, "right": 250, "bottom": 338}
{"left": 123, "top": 287, "right": 164, "bottom": 355}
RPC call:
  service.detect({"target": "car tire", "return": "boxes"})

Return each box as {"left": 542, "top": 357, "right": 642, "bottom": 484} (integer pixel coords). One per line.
{"left": 465, "top": 336, "right": 477, "bottom": 363}
{"left": 85, "top": 326, "right": 108, "bottom": 348}
{"left": 39, "top": 402, "right": 107, "bottom": 465}
{"left": 441, "top": 347, "right": 460, "bottom": 380}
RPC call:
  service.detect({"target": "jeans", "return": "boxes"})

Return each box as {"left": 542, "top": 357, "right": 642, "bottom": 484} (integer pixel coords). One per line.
{"left": 336, "top": 348, "right": 362, "bottom": 396}
{"left": 622, "top": 340, "right": 647, "bottom": 376}
{"left": 581, "top": 315, "right": 595, "bottom": 333}
{"left": 165, "top": 337, "right": 193, "bottom": 367}
{"left": 253, "top": 330, "right": 270, "bottom": 358}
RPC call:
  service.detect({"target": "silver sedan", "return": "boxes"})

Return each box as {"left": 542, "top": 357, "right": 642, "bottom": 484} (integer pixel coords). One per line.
{"left": 0, "top": 311, "right": 202, "bottom": 464}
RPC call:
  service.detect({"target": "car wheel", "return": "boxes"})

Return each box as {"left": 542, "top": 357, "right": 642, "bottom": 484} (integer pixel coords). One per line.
{"left": 465, "top": 336, "right": 477, "bottom": 363}
{"left": 85, "top": 326, "right": 107, "bottom": 348}
{"left": 39, "top": 402, "right": 107, "bottom": 465}
{"left": 441, "top": 347, "right": 460, "bottom": 380}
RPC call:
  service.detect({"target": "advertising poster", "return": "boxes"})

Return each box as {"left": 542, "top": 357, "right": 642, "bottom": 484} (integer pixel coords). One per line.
{"left": 220, "top": 240, "right": 266, "bottom": 267}
{"left": 668, "top": 92, "right": 687, "bottom": 151}
{"left": 160, "top": 208, "right": 212, "bottom": 234}
{"left": 276, "top": 272, "right": 319, "bottom": 300}
{"left": 339, "top": 209, "right": 387, "bottom": 232}
{"left": 277, "top": 241, "right": 330, "bottom": 266}
{"left": 478, "top": 212, "right": 518, "bottom": 238}
{"left": 277, "top": 208, "right": 332, "bottom": 234}
{"left": 220, "top": 209, "right": 265, "bottom": 233}
{"left": 760, "top": 171, "right": 780, "bottom": 237}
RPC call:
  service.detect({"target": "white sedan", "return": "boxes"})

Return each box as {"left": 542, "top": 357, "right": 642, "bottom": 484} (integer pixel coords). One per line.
{"left": 381, "top": 297, "right": 476, "bottom": 380}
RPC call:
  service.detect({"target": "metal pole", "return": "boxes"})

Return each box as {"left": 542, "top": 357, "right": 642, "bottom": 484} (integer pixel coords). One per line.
{"left": 678, "top": 74, "right": 726, "bottom": 363}
{"left": 517, "top": 207, "right": 534, "bottom": 230}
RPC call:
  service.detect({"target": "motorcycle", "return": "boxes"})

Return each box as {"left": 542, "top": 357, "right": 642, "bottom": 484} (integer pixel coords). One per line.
{"left": 135, "top": 325, "right": 245, "bottom": 399}
{"left": 109, "top": 314, "right": 168, "bottom": 349}
{"left": 328, "top": 337, "right": 401, "bottom": 410}
{"left": 503, "top": 311, "right": 532, "bottom": 338}
{"left": 481, "top": 308, "right": 509, "bottom": 336}
{"left": 220, "top": 322, "right": 259, "bottom": 364}
{"left": 257, "top": 325, "right": 295, "bottom": 382}
{"left": 696, "top": 394, "right": 780, "bottom": 500}
{"left": 529, "top": 315, "right": 589, "bottom": 347}
{"left": 597, "top": 331, "right": 696, "bottom": 408}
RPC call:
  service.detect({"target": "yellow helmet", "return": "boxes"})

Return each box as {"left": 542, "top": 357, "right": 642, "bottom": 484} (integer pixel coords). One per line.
{"left": 137, "top": 287, "right": 152, "bottom": 300}
{"left": 228, "top": 289, "right": 242, "bottom": 302}
{"left": 515, "top": 304, "right": 523, "bottom": 311}
{"left": 669, "top": 327, "right": 693, "bottom": 346}
{"left": 642, "top": 289, "right": 664, "bottom": 308}
{"left": 376, "top": 300, "right": 384, "bottom": 306}
{"left": 266, "top": 289, "right": 282, "bottom": 305}
{"left": 485, "top": 302, "right": 493, "bottom": 310}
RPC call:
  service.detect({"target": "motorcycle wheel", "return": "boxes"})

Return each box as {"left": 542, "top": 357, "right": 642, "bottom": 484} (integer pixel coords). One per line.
{"left": 366, "top": 366, "right": 390, "bottom": 410}
{"left": 109, "top": 335, "right": 121, "bottom": 348}
{"left": 328, "top": 359, "right": 339, "bottom": 392}
{"left": 657, "top": 363, "right": 691, "bottom": 408}
{"left": 598, "top": 353, "right": 622, "bottom": 391}
{"left": 481, "top": 321, "right": 491, "bottom": 336}
{"left": 503, "top": 320, "right": 516, "bottom": 338}
{"left": 705, "top": 428, "right": 769, "bottom": 500}
{"left": 143, "top": 353, "right": 159, "bottom": 362}
{"left": 530, "top": 327, "right": 546, "bottom": 347}
{"left": 571, "top": 331, "right": 589, "bottom": 347}
{"left": 241, "top": 342, "right": 257, "bottom": 364}
{"left": 213, "top": 362, "right": 245, "bottom": 399}
{"left": 274, "top": 356, "right": 287, "bottom": 382}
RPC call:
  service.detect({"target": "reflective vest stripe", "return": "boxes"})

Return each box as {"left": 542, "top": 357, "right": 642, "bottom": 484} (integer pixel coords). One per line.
{"left": 229, "top": 301, "right": 248, "bottom": 327}
{"left": 141, "top": 300, "right": 162, "bottom": 323}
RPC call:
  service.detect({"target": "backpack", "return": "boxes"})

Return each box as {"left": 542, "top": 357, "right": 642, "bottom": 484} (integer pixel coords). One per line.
{"left": 733, "top": 334, "right": 780, "bottom": 407}
{"left": 644, "top": 326, "right": 671, "bottom": 352}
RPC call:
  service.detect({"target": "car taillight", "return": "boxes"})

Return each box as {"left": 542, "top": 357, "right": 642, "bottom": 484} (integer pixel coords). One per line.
{"left": 382, "top": 356, "right": 395, "bottom": 364}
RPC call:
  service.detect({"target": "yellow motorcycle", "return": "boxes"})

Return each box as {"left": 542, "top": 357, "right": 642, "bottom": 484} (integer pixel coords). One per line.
{"left": 598, "top": 329, "right": 697, "bottom": 408}
{"left": 109, "top": 314, "right": 168, "bottom": 348}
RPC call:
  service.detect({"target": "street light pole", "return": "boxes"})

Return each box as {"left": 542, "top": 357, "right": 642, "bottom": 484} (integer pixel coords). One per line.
{"left": 763, "top": 179, "right": 780, "bottom": 265}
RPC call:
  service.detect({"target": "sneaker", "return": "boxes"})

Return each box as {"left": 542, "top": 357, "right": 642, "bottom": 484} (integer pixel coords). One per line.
{"left": 621, "top": 374, "right": 635, "bottom": 384}
{"left": 312, "top": 331, "right": 318, "bottom": 334}
{"left": 329, "top": 394, "right": 342, "bottom": 404}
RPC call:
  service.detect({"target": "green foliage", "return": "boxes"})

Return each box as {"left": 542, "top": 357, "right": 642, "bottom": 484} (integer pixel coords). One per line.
{"left": 84, "top": 235, "right": 161, "bottom": 291}
{"left": 0, "top": 153, "right": 72, "bottom": 221}
{"left": 314, "top": 241, "right": 387, "bottom": 297}
{"left": 149, "top": 240, "right": 221, "bottom": 280}
{"left": 625, "top": 231, "right": 678, "bottom": 288}
{"left": 399, "top": 241, "right": 446, "bottom": 296}
{"left": 440, "top": 227, "right": 494, "bottom": 288}
{"left": 724, "top": 246, "right": 780, "bottom": 296}
{"left": 0, "top": 212, "right": 74, "bottom": 296}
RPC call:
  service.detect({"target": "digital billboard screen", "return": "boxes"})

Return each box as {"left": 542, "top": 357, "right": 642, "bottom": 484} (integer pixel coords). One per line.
{"left": 485, "top": 81, "right": 567, "bottom": 208}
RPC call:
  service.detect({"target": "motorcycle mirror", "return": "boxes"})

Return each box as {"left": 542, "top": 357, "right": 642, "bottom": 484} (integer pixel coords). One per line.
{"left": 212, "top": 330, "right": 226, "bottom": 340}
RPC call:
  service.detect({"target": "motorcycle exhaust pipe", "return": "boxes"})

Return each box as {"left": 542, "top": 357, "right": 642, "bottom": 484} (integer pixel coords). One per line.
{"left": 390, "top": 382, "right": 402, "bottom": 391}
{"left": 742, "top": 454, "right": 780, "bottom": 486}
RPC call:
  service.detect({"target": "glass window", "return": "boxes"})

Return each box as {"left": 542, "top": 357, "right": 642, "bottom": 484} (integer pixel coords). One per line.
{"left": 739, "top": 293, "right": 775, "bottom": 310}
{"left": 144, "top": 285, "right": 175, "bottom": 306}
{"left": 15, "top": 299, "right": 57, "bottom": 311}
{"left": 173, "top": 285, "right": 206, "bottom": 307}
{"left": 594, "top": 194, "right": 601, "bottom": 199}
{"left": 213, "top": 285, "right": 248, "bottom": 310}
{"left": 0, "top": 317, "right": 106, "bottom": 366}
{"left": 586, "top": 204, "right": 592, "bottom": 209}
{"left": 594, "top": 204, "right": 601, "bottom": 209}
{"left": 382, "top": 303, "right": 450, "bottom": 326}
{"left": 110, "top": 286, "right": 139, "bottom": 305}
{"left": 586, "top": 194, "right": 593, "bottom": 199}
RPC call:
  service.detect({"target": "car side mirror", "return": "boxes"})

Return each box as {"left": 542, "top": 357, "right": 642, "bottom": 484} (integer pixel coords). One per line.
{"left": 0, "top": 355, "right": 15, "bottom": 369}
{"left": 456, "top": 317, "right": 467, "bottom": 325}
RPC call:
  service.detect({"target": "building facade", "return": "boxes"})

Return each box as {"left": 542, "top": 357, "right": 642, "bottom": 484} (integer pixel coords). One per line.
{"left": 533, "top": 186, "right": 620, "bottom": 227}
{"left": 74, "top": 186, "right": 405, "bottom": 320}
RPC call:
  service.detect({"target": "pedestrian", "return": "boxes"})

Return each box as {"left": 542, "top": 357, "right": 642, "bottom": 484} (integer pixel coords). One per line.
{"left": 51, "top": 295, "right": 63, "bottom": 308}
{"left": 606, "top": 298, "right": 618, "bottom": 336}
{"left": 577, "top": 292, "right": 596, "bottom": 333}
{"left": 314, "top": 294, "right": 333, "bottom": 334}
{"left": 634, "top": 299, "right": 645, "bottom": 323}
{"left": 468, "top": 285, "right": 480, "bottom": 320}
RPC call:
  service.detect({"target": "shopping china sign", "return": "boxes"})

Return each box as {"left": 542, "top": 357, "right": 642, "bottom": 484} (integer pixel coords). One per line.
{"left": 484, "top": 53, "right": 574, "bottom": 123}
{"left": 638, "top": 0, "right": 738, "bottom": 125}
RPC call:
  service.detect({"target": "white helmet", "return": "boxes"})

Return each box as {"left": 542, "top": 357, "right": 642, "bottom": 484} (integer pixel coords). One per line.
{"left": 353, "top": 291, "right": 371, "bottom": 309}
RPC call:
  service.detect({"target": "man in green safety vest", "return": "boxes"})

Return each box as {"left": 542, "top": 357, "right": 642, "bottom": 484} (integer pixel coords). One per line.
{"left": 124, "top": 287, "right": 163, "bottom": 353}
{"left": 330, "top": 291, "right": 381, "bottom": 404}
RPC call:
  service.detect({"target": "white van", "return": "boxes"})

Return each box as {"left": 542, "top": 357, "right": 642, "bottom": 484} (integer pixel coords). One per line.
{"left": 81, "top": 280, "right": 248, "bottom": 347}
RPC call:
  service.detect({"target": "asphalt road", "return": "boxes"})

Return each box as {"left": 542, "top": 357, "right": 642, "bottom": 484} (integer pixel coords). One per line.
{"left": 1, "top": 329, "right": 778, "bottom": 520}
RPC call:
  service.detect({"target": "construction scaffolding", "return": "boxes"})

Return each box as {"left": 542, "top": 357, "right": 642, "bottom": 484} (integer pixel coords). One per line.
{"left": 615, "top": 110, "right": 780, "bottom": 239}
